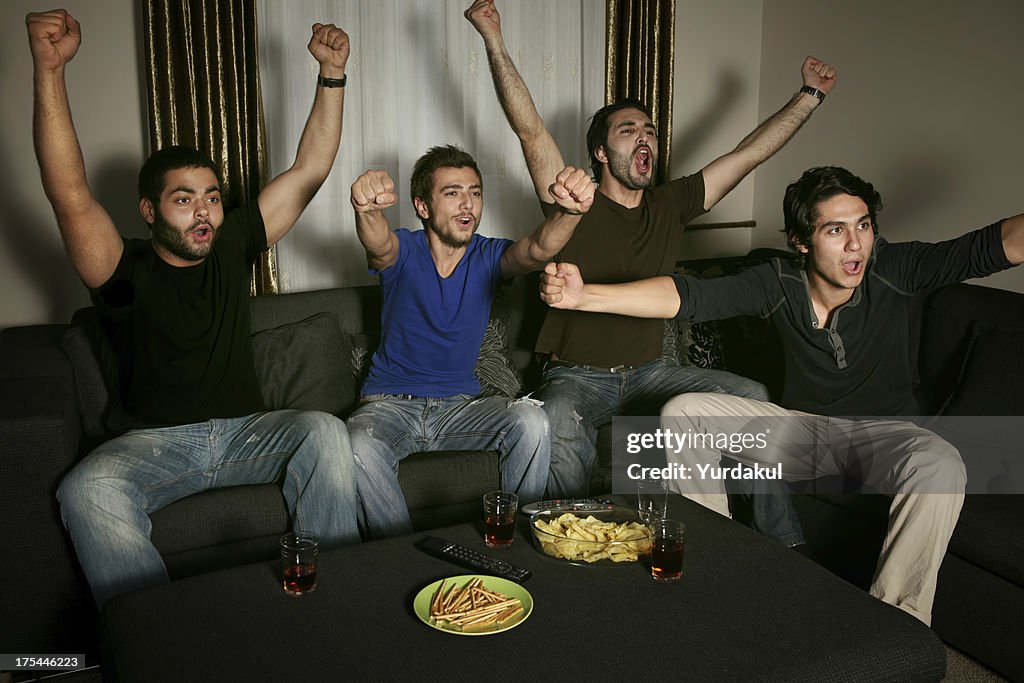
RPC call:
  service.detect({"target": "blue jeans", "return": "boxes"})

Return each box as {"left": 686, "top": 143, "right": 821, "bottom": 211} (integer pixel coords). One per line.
{"left": 57, "top": 410, "right": 360, "bottom": 608}
{"left": 535, "top": 358, "right": 804, "bottom": 546}
{"left": 347, "top": 394, "right": 550, "bottom": 539}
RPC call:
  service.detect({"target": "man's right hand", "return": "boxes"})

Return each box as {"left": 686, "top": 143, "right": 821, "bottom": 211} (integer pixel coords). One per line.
{"left": 464, "top": 0, "right": 502, "bottom": 41}
{"left": 26, "top": 9, "right": 81, "bottom": 72}
{"left": 540, "top": 262, "right": 585, "bottom": 310}
{"left": 351, "top": 170, "right": 397, "bottom": 214}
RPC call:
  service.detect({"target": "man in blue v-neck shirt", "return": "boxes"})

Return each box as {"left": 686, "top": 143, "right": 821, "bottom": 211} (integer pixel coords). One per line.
{"left": 539, "top": 165, "right": 1023, "bottom": 624}
{"left": 347, "top": 145, "right": 595, "bottom": 538}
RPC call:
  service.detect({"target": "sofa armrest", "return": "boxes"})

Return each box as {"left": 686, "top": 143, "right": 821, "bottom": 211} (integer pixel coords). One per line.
{"left": 0, "top": 375, "right": 98, "bottom": 656}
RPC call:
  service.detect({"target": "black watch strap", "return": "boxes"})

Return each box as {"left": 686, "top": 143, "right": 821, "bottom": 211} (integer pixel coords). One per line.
{"left": 317, "top": 73, "right": 347, "bottom": 88}
{"left": 800, "top": 85, "right": 825, "bottom": 102}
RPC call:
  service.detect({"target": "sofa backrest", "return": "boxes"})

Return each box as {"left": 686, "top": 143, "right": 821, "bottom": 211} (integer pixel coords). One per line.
{"left": 251, "top": 284, "right": 382, "bottom": 337}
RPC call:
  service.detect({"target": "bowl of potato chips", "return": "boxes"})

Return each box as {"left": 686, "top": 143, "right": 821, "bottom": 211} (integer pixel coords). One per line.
{"left": 529, "top": 506, "right": 653, "bottom": 565}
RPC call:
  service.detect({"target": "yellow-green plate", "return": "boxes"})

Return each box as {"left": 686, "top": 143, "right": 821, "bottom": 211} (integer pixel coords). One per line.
{"left": 414, "top": 574, "right": 533, "bottom": 636}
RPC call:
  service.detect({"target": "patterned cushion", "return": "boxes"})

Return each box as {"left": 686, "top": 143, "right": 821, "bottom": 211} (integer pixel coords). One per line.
{"left": 674, "top": 250, "right": 792, "bottom": 398}
{"left": 475, "top": 317, "right": 522, "bottom": 397}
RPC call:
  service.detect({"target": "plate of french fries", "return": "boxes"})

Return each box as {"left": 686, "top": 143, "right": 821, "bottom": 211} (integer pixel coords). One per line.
{"left": 414, "top": 575, "right": 533, "bottom": 635}
{"left": 530, "top": 506, "right": 653, "bottom": 565}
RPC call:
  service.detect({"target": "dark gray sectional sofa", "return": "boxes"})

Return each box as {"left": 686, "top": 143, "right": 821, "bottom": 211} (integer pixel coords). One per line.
{"left": 1, "top": 252, "right": 1021, "bottom": 679}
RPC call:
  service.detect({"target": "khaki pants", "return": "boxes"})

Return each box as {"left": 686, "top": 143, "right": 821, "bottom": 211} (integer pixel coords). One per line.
{"left": 661, "top": 393, "right": 966, "bottom": 625}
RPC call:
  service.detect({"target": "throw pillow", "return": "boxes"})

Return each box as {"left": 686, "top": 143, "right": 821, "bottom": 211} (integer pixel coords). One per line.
{"left": 62, "top": 324, "right": 112, "bottom": 441}
{"left": 940, "top": 323, "right": 1024, "bottom": 416}
{"left": 62, "top": 309, "right": 125, "bottom": 442}
{"left": 349, "top": 331, "right": 380, "bottom": 387}
{"left": 475, "top": 317, "right": 522, "bottom": 397}
{"left": 251, "top": 312, "right": 357, "bottom": 417}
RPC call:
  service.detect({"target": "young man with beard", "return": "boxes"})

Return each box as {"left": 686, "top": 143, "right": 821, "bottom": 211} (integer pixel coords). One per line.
{"left": 28, "top": 9, "right": 360, "bottom": 608}
{"left": 346, "top": 145, "right": 594, "bottom": 538}
{"left": 539, "top": 165, "right": 1024, "bottom": 624}
{"left": 465, "top": 2, "right": 834, "bottom": 550}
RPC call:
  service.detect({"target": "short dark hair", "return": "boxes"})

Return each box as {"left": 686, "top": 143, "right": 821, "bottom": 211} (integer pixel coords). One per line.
{"left": 138, "top": 146, "right": 221, "bottom": 204}
{"left": 409, "top": 145, "right": 482, "bottom": 226}
{"left": 585, "top": 98, "right": 653, "bottom": 180}
{"left": 782, "top": 166, "right": 883, "bottom": 258}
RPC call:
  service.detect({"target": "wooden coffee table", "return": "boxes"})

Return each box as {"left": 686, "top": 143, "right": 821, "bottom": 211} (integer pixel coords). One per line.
{"left": 100, "top": 496, "right": 945, "bottom": 681}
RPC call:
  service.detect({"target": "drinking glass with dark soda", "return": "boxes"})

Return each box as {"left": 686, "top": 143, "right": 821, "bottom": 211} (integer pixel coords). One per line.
{"left": 483, "top": 491, "right": 518, "bottom": 548}
{"left": 281, "top": 531, "right": 319, "bottom": 596}
{"left": 650, "top": 519, "right": 685, "bottom": 582}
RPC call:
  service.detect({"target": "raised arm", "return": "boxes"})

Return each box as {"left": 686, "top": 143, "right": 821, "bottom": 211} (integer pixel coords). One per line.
{"left": 465, "top": 0, "right": 566, "bottom": 202}
{"left": 258, "top": 23, "right": 350, "bottom": 245}
{"left": 540, "top": 262, "right": 681, "bottom": 318}
{"left": 350, "top": 170, "right": 400, "bottom": 271}
{"left": 500, "top": 166, "right": 594, "bottom": 277}
{"left": 701, "top": 56, "right": 837, "bottom": 211}
{"left": 28, "top": 10, "right": 122, "bottom": 289}
{"left": 1002, "top": 214, "right": 1024, "bottom": 265}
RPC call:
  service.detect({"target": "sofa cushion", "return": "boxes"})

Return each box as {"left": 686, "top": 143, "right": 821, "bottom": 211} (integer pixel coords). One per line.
{"left": 940, "top": 323, "right": 1024, "bottom": 416}
{"left": 252, "top": 312, "right": 357, "bottom": 416}
{"left": 397, "top": 450, "right": 499, "bottom": 508}
{"left": 947, "top": 494, "right": 1024, "bottom": 587}
{"left": 398, "top": 450, "right": 500, "bottom": 530}
{"left": 149, "top": 484, "right": 289, "bottom": 579}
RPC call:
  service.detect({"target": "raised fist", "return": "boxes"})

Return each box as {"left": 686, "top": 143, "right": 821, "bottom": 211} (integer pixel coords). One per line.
{"left": 309, "top": 23, "right": 350, "bottom": 73}
{"left": 351, "top": 170, "right": 397, "bottom": 214}
{"left": 802, "top": 56, "right": 837, "bottom": 96}
{"left": 549, "top": 166, "right": 595, "bottom": 215}
{"left": 464, "top": 0, "right": 502, "bottom": 40}
{"left": 26, "top": 9, "right": 81, "bottom": 72}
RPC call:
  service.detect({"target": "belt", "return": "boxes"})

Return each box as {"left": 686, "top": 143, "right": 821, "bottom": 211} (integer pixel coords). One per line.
{"left": 545, "top": 359, "right": 637, "bottom": 374}
{"left": 360, "top": 393, "right": 429, "bottom": 402}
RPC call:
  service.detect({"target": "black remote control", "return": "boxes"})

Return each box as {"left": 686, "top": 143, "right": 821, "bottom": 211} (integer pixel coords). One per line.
{"left": 520, "top": 498, "right": 615, "bottom": 516}
{"left": 416, "top": 537, "right": 532, "bottom": 583}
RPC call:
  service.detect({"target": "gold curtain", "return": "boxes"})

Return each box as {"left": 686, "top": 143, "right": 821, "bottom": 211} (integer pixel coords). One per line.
{"left": 605, "top": 0, "right": 676, "bottom": 185}
{"left": 142, "top": 0, "right": 278, "bottom": 294}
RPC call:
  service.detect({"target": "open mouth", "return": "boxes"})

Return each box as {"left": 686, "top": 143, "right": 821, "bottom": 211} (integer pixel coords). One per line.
{"left": 842, "top": 260, "right": 863, "bottom": 275}
{"left": 190, "top": 224, "right": 213, "bottom": 241}
{"left": 456, "top": 214, "right": 474, "bottom": 228}
{"left": 635, "top": 146, "right": 652, "bottom": 175}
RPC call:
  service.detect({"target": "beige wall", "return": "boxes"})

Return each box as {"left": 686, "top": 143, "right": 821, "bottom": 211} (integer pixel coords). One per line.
{"left": 1, "top": 0, "right": 147, "bottom": 328}
{"left": 751, "top": 0, "right": 1023, "bottom": 293}
{"left": 672, "top": 0, "right": 763, "bottom": 258}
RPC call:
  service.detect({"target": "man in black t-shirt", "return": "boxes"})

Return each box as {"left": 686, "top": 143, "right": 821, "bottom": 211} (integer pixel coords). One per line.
{"left": 540, "top": 166, "right": 1024, "bottom": 624}
{"left": 28, "top": 9, "right": 359, "bottom": 608}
